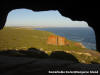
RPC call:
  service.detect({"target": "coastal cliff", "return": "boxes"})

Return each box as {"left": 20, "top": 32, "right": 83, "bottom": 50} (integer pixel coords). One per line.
{"left": 0, "top": 27, "right": 100, "bottom": 64}
{"left": 47, "top": 35, "right": 85, "bottom": 48}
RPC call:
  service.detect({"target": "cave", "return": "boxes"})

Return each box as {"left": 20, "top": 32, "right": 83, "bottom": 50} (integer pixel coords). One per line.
{"left": 0, "top": 1, "right": 100, "bottom": 75}
{"left": 0, "top": 2, "right": 99, "bottom": 52}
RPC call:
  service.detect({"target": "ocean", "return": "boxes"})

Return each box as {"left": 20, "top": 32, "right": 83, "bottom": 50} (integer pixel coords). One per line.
{"left": 35, "top": 27, "right": 96, "bottom": 50}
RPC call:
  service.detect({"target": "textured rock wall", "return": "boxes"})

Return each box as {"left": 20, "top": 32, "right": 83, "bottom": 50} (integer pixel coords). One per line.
{"left": 47, "top": 35, "right": 57, "bottom": 45}
{"left": 47, "top": 35, "right": 85, "bottom": 48}
{"left": 47, "top": 35, "right": 67, "bottom": 46}
{"left": 58, "top": 36, "right": 66, "bottom": 45}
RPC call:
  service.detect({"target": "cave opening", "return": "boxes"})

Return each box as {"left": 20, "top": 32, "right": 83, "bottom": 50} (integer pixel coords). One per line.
{"left": 0, "top": 8, "right": 96, "bottom": 51}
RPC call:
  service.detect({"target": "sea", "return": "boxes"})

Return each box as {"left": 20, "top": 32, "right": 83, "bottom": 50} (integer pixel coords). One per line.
{"left": 35, "top": 27, "right": 96, "bottom": 50}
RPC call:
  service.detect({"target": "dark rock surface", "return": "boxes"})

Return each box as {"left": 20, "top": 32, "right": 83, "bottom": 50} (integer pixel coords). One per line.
{"left": 0, "top": 49, "right": 100, "bottom": 75}
{"left": 0, "top": 55, "right": 100, "bottom": 75}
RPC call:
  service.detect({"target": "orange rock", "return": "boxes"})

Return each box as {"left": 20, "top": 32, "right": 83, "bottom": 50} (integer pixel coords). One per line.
{"left": 58, "top": 36, "right": 66, "bottom": 45}
{"left": 47, "top": 35, "right": 85, "bottom": 48}
{"left": 47, "top": 35, "right": 68, "bottom": 46}
{"left": 47, "top": 35, "right": 57, "bottom": 45}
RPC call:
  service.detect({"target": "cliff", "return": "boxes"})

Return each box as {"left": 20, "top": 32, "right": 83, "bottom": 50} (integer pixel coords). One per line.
{"left": 47, "top": 35, "right": 68, "bottom": 46}
{"left": 47, "top": 35, "right": 85, "bottom": 48}
{"left": 0, "top": 27, "right": 100, "bottom": 64}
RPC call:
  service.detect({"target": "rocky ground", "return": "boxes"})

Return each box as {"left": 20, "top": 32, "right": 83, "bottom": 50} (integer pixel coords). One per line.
{"left": 0, "top": 55, "right": 100, "bottom": 75}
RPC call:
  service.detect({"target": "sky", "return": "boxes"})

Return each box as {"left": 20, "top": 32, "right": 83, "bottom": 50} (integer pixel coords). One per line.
{"left": 5, "top": 9, "right": 89, "bottom": 27}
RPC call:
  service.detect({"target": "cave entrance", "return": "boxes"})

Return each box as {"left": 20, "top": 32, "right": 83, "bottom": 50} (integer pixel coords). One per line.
{"left": 0, "top": 8, "right": 96, "bottom": 51}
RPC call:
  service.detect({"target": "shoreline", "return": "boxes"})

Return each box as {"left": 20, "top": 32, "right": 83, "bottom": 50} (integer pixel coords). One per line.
{"left": 3, "top": 26, "right": 95, "bottom": 50}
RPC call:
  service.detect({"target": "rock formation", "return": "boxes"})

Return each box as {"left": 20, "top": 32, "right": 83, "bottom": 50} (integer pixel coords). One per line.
{"left": 47, "top": 35, "right": 68, "bottom": 46}
{"left": 58, "top": 36, "right": 66, "bottom": 45}
{"left": 47, "top": 35, "right": 85, "bottom": 48}
{"left": 47, "top": 35, "right": 58, "bottom": 45}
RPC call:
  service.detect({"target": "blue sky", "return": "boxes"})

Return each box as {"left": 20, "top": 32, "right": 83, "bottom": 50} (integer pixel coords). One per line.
{"left": 5, "top": 9, "right": 89, "bottom": 27}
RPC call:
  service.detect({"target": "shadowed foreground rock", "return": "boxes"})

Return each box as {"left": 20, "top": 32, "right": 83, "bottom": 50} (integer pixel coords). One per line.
{"left": 0, "top": 48, "right": 100, "bottom": 75}
{"left": 0, "top": 48, "right": 48, "bottom": 58}
{"left": 0, "top": 55, "right": 100, "bottom": 75}
{"left": 50, "top": 51, "right": 79, "bottom": 63}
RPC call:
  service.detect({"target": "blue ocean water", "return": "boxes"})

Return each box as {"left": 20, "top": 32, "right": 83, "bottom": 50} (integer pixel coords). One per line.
{"left": 35, "top": 27, "right": 96, "bottom": 50}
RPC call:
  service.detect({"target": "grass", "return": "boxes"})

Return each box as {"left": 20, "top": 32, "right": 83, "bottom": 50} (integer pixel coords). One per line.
{"left": 0, "top": 27, "right": 87, "bottom": 51}
{"left": 0, "top": 27, "right": 100, "bottom": 64}
{"left": 0, "top": 27, "right": 54, "bottom": 50}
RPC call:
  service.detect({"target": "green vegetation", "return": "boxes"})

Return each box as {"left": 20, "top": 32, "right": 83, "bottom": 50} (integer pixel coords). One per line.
{"left": 0, "top": 27, "right": 55, "bottom": 50}
{"left": 0, "top": 27, "right": 100, "bottom": 64}
{"left": 0, "top": 27, "right": 87, "bottom": 51}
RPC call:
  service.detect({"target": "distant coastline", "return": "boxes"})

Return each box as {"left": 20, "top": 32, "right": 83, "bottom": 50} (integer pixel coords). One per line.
{"left": 35, "top": 27, "right": 96, "bottom": 50}
{"left": 0, "top": 27, "right": 99, "bottom": 64}
{"left": 5, "top": 26, "right": 91, "bottom": 29}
